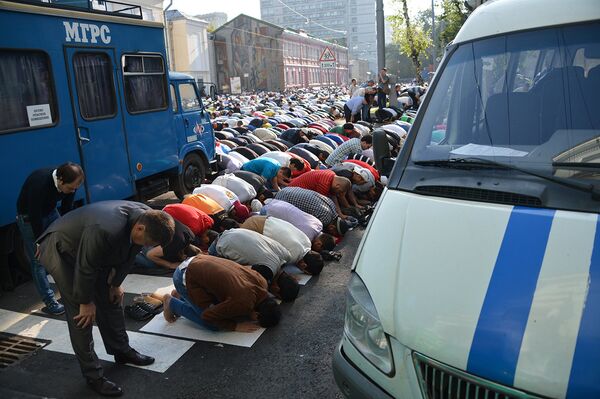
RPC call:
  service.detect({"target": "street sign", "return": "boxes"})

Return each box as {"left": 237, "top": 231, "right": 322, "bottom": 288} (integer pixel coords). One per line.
{"left": 319, "top": 46, "right": 336, "bottom": 62}
{"left": 319, "top": 47, "right": 336, "bottom": 69}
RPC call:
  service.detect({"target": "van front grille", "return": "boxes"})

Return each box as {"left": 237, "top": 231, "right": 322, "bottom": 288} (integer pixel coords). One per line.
{"left": 414, "top": 185, "right": 542, "bottom": 207}
{"left": 413, "top": 353, "right": 542, "bottom": 399}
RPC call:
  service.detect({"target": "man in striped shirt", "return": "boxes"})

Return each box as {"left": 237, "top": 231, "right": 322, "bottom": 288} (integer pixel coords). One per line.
{"left": 288, "top": 170, "right": 352, "bottom": 218}
{"left": 325, "top": 135, "right": 373, "bottom": 167}
{"left": 274, "top": 187, "right": 350, "bottom": 236}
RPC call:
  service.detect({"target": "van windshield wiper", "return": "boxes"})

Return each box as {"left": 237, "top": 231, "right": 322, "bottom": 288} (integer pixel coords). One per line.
{"left": 414, "top": 157, "right": 600, "bottom": 200}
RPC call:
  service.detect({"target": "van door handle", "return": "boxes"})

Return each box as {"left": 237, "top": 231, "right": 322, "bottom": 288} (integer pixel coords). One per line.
{"left": 184, "top": 119, "right": 189, "bottom": 128}
{"left": 78, "top": 127, "right": 90, "bottom": 143}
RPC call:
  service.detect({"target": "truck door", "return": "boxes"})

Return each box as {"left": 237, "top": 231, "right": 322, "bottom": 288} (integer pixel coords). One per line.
{"left": 178, "top": 82, "right": 215, "bottom": 159}
{"left": 64, "top": 47, "right": 134, "bottom": 202}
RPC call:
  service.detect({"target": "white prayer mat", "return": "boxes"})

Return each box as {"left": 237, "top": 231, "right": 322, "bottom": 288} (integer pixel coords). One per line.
{"left": 140, "top": 315, "right": 265, "bottom": 348}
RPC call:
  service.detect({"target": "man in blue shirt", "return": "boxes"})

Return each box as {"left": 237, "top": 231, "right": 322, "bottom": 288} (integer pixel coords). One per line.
{"left": 241, "top": 157, "right": 300, "bottom": 191}
{"left": 343, "top": 96, "right": 367, "bottom": 123}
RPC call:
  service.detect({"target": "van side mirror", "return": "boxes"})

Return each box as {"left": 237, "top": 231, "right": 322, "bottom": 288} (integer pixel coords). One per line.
{"left": 373, "top": 129, "right": 395, "bottom": 176}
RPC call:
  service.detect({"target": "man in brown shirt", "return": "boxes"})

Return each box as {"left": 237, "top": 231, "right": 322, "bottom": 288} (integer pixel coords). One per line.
{"left": 163, "top": 255, "right": 281, "bottom": 331}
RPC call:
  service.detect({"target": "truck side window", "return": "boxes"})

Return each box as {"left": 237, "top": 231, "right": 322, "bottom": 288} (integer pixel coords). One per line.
{"left": 179, "top": 83, "right": 201, "bottom": 112}
{"left": 73, "top": 52, "right": 117, "bottom": 120}
{"left": 170, "top": 84, "right": 178, "bottom": 112}
{"left": 0, "top": 50, "right": 58, "bottom": 133}
{"left": 122, "top": 54, "right": 168, "bottom": 114}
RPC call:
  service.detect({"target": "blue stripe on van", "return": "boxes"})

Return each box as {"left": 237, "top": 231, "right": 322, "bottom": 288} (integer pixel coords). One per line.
{"left": 467, "top": 207, "right": 555, "bottom": 386}
{"left": 566, "top": 215, "right": 600, "bottom": 399}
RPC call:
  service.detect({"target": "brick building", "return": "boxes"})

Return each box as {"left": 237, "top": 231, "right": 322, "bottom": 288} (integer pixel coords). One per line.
{"left": 212, "top": 14, "right": 348, "bottom": 93}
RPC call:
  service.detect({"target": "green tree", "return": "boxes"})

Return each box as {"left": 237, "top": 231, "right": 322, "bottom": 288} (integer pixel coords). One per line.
{"left": 385, "top": 44, "right": 415, "bottom": 81}
{"left": 388, "top": 0, "right": 431, "bottom": 85}
{"left": 439, "top": 0, "right": 471, "bottom": 47}
{"left": 417, "top": 6, "right": 451, "bottom": 66}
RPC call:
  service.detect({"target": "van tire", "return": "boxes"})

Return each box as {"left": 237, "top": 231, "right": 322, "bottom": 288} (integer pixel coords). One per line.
{"left": 172, "top": 153, "right": 205, "bottom": 200}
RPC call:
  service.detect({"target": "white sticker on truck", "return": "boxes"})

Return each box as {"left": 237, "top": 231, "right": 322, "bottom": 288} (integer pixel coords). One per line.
{"left": 26, "top": 104, "right": 52, "bottom": 127}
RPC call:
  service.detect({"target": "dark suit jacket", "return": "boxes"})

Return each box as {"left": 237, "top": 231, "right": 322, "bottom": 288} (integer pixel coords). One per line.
{"left": 38, "top": 200, "right": 149, "bottom": 304}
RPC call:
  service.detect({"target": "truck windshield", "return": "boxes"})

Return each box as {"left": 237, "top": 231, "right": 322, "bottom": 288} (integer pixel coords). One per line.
{"left": 399, "top": 21, "right": 600, "bottom": 213}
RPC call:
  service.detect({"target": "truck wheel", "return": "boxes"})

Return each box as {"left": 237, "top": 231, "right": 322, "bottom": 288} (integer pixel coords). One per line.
{"left": 172, "top": 153, "right": 205, "bottom": 200}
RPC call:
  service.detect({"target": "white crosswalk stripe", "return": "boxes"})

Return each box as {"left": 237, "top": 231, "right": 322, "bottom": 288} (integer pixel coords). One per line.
{"left": 0, "top": 308, "right": 194, "bottom": 373}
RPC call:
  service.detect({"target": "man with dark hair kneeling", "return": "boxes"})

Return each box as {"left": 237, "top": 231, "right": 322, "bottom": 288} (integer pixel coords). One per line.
{"left": 163, "top": 255, "right": 281, "bottom": 332}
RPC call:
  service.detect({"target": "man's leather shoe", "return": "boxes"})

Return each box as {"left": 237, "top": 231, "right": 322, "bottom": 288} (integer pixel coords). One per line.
{"left": 86, "top": 377, "right": 123, "bottom": 397}
{"left": 114, "top": 348, "right": 155, "bottom": 366}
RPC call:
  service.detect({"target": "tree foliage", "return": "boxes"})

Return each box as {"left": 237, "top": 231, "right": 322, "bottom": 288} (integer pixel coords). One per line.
{"left": 385, "top": 44, "right": 417, "bottom": 80}
{"left": 388, "top": 0, "right": 431, "bottom": 85}
{"left": 439, "top": 0, "right": 471, "bottom": 46}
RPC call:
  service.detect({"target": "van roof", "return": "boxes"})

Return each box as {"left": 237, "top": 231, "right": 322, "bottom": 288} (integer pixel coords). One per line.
{"left": 453, "top": 0, "right": 600, "bottom": 45}
{"left": 169, "top": 71, "right": 195, "bottom": 81}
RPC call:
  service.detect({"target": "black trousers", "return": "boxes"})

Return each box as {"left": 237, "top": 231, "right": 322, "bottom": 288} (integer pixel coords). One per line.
{"left": 39, "top": 232, "right": 131, "bottom": 380}
{"left": 344, "top": 104, "right": 358, "bottom": 123}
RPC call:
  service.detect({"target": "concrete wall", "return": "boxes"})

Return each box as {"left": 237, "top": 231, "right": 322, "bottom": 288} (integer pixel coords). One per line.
{"left": 167, "top": 15, "right": 212, "bottom": 83}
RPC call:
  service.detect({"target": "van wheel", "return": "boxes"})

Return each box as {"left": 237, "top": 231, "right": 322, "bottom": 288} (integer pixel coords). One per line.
{"left": 172, "top": 153, "right": 205, "bottom": 200}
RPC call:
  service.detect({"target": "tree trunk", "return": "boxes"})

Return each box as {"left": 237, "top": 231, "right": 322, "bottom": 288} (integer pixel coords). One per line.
{"left": 402, "top": 0, "right": 424, "bottom": 85}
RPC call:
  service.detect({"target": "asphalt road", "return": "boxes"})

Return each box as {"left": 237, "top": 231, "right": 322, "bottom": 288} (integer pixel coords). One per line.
{"left": 0, "top": 192, "right": 362, "bottom": 399}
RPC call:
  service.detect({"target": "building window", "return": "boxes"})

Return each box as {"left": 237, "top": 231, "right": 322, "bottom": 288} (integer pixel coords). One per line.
{"left": 122, "top": 54, "right": 168, "bottom": 114}
{"left": 73, "top": 52, "right": 117, "bottom": 120}
{"left": 0, "top": 50, "right": 58, "bottom": 133}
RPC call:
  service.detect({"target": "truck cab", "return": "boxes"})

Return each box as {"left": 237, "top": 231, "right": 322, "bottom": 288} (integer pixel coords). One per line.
{"left": 168, "top": 72, "right": 216, "bottom": 198}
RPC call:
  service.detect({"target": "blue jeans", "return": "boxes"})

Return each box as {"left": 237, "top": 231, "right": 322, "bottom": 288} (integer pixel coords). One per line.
{"left": 16, "top": 209, "right": 60, "bottom": 305}
{"left": 361, "top": 103, "right": 371, "bottom": 121}
{"left": 207, "top": 239, "right": 218, "bottom": 256}
{"left": 169, "top": 265, "right": 218, "bottom": 331}
{"left": 134, "top": 247, "right": 160, "bottom": 269}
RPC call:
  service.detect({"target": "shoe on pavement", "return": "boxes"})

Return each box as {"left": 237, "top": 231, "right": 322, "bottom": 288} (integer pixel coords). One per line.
{"left": 43, "top": 301, "right": 65, "bottom": 316}
{"left": 86, "top": 377, "right": 123, "bottom": 397}
{"left": 114, "top": 348, "right": 155, "bottom": 366}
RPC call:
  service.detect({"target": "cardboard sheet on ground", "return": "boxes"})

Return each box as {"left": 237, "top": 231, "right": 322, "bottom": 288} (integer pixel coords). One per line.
{"left": 0, "top": 309, "right": 193, "bottom": 373}
{"left": 283, "top": 265, "right": 311, "bottom": 285}
{"left": 49, "top": 273, "right": 174, "bottom": 297}
{"left": 140, "top": 315, "right": 265, "bottom": 348}
{"left": 120, "top": 274, "right": 174, "bottom": 297}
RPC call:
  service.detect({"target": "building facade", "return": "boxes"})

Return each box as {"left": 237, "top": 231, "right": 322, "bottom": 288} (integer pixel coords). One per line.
{"left": 349, "top": 59, "right": 370, "bottom": 82}
{"left": 165, "top": 10, "right": 213, "bottom": 84}
{"left": 213, "top": 14, "right": 348, "bottom": 93}
{"left": 260, "top": 0, "right": 377, "bottom": 73}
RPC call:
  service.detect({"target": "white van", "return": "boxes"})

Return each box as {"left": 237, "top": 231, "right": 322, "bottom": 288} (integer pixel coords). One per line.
{"left": 333, "top": 0, "right": 600, "bottom": 398}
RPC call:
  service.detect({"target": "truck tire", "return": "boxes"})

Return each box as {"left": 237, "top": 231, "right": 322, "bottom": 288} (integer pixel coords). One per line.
{"left": 172, "top": 153, "right": 205, "bottom": 200}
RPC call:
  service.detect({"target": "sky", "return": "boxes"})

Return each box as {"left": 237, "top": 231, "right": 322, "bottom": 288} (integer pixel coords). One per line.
{"left": 169, "top": 0, "right": 435, "bottom": 20}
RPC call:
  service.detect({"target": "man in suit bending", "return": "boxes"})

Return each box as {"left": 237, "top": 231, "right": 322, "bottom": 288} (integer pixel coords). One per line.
{"left": 37, "top": 200, "right": 175, "bottom": 397}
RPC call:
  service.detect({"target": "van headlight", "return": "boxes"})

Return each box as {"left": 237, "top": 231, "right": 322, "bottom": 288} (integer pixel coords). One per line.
{"left": 344, "top": 274, "right": 393, "bottom": 374}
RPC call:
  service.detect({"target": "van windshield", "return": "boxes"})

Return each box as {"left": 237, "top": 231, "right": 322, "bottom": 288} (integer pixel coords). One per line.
{"left": 399, "top": 22, "right": 600, "bottom": 213}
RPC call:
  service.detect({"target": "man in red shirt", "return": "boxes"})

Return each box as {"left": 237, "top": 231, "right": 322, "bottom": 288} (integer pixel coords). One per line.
{"left": 288, "top": 170, "right": 352, "bottom": 218}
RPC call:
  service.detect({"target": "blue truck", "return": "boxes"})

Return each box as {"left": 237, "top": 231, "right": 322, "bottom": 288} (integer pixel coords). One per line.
{"left": 0, "top": 0, "right": 216, "bottom": 240}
